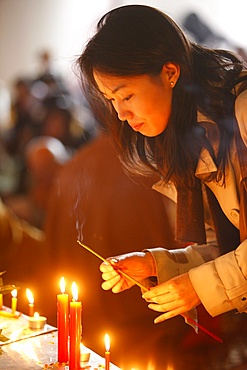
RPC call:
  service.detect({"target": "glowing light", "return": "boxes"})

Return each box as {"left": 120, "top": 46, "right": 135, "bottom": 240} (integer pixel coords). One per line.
{"left": 34, "top": 312, "right": 40, "bottom": 319}
{"left": 71, "top": 282, "right": 78, "bottom": 301}
{"left": 11, "top": 289, "right": 17, "bottom": 298}
{"left": 104, "top": 333, "right": 110, "bottom": 352}
{"left": 26, "top": 288, "right": 34, "bottom": 304}
{"left": 60, "top": 276, "right": 66, "bottom": 294}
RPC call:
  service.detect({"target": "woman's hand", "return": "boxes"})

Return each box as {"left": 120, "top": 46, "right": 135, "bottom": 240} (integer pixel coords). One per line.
{"left": 142, "top": 273, "right": 201, "bottom": 323}
{"left": 100, "top": 251, "right": 156, "bottom": 293}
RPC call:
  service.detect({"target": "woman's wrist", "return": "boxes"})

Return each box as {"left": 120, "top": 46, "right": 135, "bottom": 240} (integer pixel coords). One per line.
{"left": 144, "top": 251, "right": 157, "bottom": 277}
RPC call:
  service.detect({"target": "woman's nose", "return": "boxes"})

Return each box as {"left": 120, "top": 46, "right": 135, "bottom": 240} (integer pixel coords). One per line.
{"left": 115, "top": 103, "right": 133, "bottom": 121}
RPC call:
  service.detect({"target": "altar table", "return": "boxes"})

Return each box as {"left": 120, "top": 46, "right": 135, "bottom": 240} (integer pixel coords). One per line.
{"left": 0, "top": 308, "right": 120, "bottom": 370}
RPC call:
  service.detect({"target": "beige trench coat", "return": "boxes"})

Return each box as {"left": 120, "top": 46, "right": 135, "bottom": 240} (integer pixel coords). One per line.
{"left": 147, "top": 88, "right": 247, "bottom": 317}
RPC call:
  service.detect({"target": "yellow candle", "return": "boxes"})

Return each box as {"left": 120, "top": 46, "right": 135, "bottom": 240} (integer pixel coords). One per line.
{"left": 11, "top": 289, "right": 17, "bottom": 313}
{"left": 0, "top": 293, "right": 3, "bottom": 310}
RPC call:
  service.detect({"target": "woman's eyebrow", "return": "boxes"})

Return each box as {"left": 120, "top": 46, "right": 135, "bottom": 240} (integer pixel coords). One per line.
{"left": 111, "top": 84, "right": 127, "bottom": 94}
{"left": 100, "top": 84, "right": 127, "bottom": 98}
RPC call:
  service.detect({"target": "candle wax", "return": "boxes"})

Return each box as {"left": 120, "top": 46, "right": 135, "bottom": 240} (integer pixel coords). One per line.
{"left": 105, "top": 351, "right": 110, "bottom": 370}
{"left": 57, "top": 292, "right": 69, "bottom": 363}
{"left": 69, "top": 300, "right": 82, "bottom": 370}
{"left": 29, "top": 303, "right": 34, "bottom": 317}
{"left": 11, "top": 297, "right": 17, "bottom": 313}
{"left": 11, "top": 290, "right": 17, "bottom": 314}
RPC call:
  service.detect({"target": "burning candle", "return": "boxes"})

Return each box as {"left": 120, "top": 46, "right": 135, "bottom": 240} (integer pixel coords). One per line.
{"left": 104, "top": 333, "right": 110, "bottom": 370}
{"left": 28, "top": 311, "right": 47, "bottom": 330}
{"left": 69, "top": 282, "right": 82, "bottom": 370}
{"left": 0, "top": 294, "right": 3, "bottom": 310}
{"left": 26, "top": 288, "right": 34, "bottom": 316}
{"left": 11, "top": 289, "right": 17, "bottom": 313}
{"left": 57, "top": 277, "right": 69, "bottom": 363}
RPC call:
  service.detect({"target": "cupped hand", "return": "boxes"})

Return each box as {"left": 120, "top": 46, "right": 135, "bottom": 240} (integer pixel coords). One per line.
{"left": 100, "top": 251, "right": 155, "bottom": 293}
{"left": 142, "top": 273, "right": 201, "bottom": 323}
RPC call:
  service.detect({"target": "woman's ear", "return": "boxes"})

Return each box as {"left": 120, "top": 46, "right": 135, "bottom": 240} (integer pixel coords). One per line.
{"left": 161, "top": 63, "right": 180, "bottom": 87}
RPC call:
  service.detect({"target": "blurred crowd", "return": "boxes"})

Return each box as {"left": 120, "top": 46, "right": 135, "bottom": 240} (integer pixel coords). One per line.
{"left": 0, "top": 50, "right": 99, "bottom": 228}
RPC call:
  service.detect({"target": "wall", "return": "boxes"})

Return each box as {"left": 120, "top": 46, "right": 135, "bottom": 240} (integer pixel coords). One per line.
{"left": 0, "top": 0, "right": 114, "bottom": 88}
{"left": 0, "top": 0, "right": 246, "bottom": 90}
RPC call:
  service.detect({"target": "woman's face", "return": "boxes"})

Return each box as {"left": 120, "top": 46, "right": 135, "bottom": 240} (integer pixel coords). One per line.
{"left": 93, "top": 63, "right": 180, "bottom": 137}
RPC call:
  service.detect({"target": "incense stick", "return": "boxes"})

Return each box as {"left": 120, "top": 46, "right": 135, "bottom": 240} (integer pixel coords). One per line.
{"left": 77, "top": 240, "right": 148, "bottom": 291}
{"left": 182, "top": 314, "right": 223, "bottom": 343}
{"left": 77, "top": 239, "right": 223, "bottom": 343}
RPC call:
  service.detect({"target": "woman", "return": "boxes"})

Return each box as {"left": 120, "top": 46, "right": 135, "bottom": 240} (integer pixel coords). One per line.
{"left": 77, "top": 5, "right": 247, "bottom": 325}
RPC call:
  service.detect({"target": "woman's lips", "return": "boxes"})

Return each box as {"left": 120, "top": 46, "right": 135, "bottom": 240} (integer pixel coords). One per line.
{"left": 131, "top": 122, "right": 144, "bottom": 131}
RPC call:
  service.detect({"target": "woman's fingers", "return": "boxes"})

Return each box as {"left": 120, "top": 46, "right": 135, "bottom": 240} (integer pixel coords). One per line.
{"left": 99, "top": 252, "right": 152, "bottom": 293}
{"left": 147, "top": 298, "right": 190, "bottom": 323}
{"left": 142, "top": 273, "right": 201, "bottom": 322}
{"left": 153, "top": 308, "right": 183, "bottom": 324}
{"left": 100, "top": 261, "right": 115, "bottom": 273}
{"left": 101, "top": 269, "right": 119, "bottom": 281}
{"left": 101, "top": 274, "right": 125, "bottom": 292}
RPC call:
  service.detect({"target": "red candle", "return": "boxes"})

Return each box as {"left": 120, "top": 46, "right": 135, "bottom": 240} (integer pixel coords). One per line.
{"left": 69, "top": 282, "right": 82, "bottom": 370}
{"left": 104, "top": 333, "right": 110, "bottom": 370}
{"left": 26, "top": 288, "right": 34, "bottom": 317}
{"left": 57, "top": 277, "right": 69, "bottom": 363}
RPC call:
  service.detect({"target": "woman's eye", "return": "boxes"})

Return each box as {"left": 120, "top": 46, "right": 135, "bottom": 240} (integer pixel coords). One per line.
{"left": 124, "top": 95, "right": 132, "bottom": 101}
{"left": 105, "top": 98, "right": 115, "bottom": 105}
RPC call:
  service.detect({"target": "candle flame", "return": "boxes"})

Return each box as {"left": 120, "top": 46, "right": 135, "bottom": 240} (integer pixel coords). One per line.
{"left": 104, "top": 333, "right": 110, "bottom": 352}
{"left": 11, "top": 288, "right": 17, "bottom": 298}
{"left": 26, "top": 288, "right": 34, "bottom": 304}
{"left": 60, "top": 276, "right": 66, "bottom": 294}
{"left": 71, "top": 281, "right": 78, "bottom": 301}
{"left": 34, "top": 312, "right": 40, "bottom": 319}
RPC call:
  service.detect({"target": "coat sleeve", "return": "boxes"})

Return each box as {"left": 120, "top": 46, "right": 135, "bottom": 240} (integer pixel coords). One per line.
{"left": 143, "top": 243, "right": 220, "bottom": 330}
{"left": 189, "top": 239, "right": 247, "bottom": 316}
{"left": 145, "top": 242, "right": 219, "bottom": 285}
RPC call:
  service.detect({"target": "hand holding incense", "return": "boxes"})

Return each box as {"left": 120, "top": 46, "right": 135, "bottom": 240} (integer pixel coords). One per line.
{"left": 77, "top": 240, "right": 222, "bottom": 343}
{"left": 77, "top": 240, "right": 147, "bottom": 290}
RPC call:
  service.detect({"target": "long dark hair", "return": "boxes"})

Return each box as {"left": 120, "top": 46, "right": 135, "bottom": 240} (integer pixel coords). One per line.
{"left": 77, "top": 4, "right": 245, "bottom": 188}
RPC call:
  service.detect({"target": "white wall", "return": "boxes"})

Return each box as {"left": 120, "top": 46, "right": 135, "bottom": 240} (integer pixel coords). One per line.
{"left": 0, "top": 0, "right": 246, "bottom": 90}
{"left": 0, "top": 0, "right": 114, "bottom": 88}
{"left": 117, "top": 0, "right": 246, "bottom": 48}
{"left": 115, "top": 0, "right": 247, "bottom": 43}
